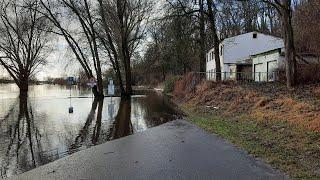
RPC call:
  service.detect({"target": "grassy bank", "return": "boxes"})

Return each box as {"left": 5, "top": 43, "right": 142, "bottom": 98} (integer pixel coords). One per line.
{"left": 181, "top": 104, "right": 320, "bottom": 179}
{"left": 170, "top": 74, "right": 320, "bottom": 179}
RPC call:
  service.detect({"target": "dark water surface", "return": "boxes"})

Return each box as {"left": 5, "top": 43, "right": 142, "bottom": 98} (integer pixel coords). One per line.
{"left": 0, "top": 84, "right": 182, "bottom": 178}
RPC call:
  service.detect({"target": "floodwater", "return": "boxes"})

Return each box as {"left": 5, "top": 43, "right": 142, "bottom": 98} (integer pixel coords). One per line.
{"left": 0, "top": 84, "right": 182, "bottom": 178}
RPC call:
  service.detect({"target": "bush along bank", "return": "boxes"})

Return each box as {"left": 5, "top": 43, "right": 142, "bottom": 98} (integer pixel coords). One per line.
{"left": 171, "top": 73, "right": 320, "bottom": 179}
{"left": 163, "top": 76, "right": 181, "bottom": 93}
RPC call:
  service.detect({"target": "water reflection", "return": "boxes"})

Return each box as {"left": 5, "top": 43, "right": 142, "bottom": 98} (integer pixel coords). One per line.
{"left": 0, "top": 95, "right": 43, "bottom": 177}
{"left": 0, "top": 85, "right": 182, "bottom": 178}
{"left": 72, "top": 99, "right": 103, "bottom": 149}
{"left": 108, "top": 98, "right": 133, "bottom": 140}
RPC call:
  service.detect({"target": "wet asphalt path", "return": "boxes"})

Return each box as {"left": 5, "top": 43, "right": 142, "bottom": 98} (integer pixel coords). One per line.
{"left": 8, "top": 120, "right": 288, "bottom": 180}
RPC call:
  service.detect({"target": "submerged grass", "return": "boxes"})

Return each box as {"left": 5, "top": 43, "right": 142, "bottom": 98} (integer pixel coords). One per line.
{"left": 181, "top": 104, "right": 320, "bottom": 180}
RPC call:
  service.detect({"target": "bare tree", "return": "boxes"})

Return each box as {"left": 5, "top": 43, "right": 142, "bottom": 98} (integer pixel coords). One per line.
{"left": 39, "top": 0, "right": 105, "bottom": 98}
{"left": 206, "top": 0, "right": 222, "bottom": 81}
{"left": 96, "top": 0, "right": 125, "bottom": 95}
{"left": 166, "top": 0, "right": 223, "bottom": 81}
{"left": 197, "top": 0, "right": 206, "bottom": 76}
{"left": 0, "top": 0, "right": 52, "bottom": 95}
{"left": 262, "top": 0, "right": 297, "bottom": 88}
{"left": 97, "top": 0, "right": 154, "bottom": 96}
{"left": 294, "top": 0, "right": 320, "bottom": 54}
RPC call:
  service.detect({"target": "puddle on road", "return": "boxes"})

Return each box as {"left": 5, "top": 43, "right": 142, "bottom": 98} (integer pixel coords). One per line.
{"left": 0, "top": 84, "right": 182, "bottom": 178}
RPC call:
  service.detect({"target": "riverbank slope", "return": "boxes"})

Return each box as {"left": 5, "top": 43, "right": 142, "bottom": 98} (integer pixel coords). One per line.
{"left": 171, "top": 75, "right": 320, "bottom": 179}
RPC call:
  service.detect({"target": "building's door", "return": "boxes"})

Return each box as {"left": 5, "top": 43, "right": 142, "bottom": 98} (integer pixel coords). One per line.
{"left": 267, "top": 60, "right": 277, "bottom": 81}
{"left": 237, "top": 65, "right": 253, "bottom": 81}
{"left": 254, "top": 63, "right": 263, "bottom": 82}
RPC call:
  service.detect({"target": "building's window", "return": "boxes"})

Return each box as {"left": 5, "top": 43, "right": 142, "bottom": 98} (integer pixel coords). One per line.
{"left": 220, "top": 45, "right": 223, "bottom": 56}
{"left": 253, "top": 33, "right": 257, "bottom": 39}
{"left": 211, "top": 52, "right": 214, "bottom": 60}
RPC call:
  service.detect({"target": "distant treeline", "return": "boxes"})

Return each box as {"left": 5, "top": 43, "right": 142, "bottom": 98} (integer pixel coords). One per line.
{"left": 0, "top": 79, "right": 14, "bottom": 84}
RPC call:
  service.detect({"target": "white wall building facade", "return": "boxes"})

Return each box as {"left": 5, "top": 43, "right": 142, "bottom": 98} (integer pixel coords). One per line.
{"left": 206, "top": 32, "right": 284, "bottom": 81}
{"left": 251, "top": 49, "right": 285, "bottom": 82}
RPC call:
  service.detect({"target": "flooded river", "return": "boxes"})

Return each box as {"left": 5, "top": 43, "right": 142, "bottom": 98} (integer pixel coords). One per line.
{"left": 0, "top": 84, "right": 182, "bottom": 178}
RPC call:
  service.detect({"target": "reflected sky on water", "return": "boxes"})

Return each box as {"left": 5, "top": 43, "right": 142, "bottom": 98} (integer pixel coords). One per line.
{"left": 0, "top": 84, "right": 182, "bottom": 178}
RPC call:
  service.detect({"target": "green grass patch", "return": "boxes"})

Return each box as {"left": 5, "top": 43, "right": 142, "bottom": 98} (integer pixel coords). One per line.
{"left": 181, "top": 104, "right": 320, "bottom": 180}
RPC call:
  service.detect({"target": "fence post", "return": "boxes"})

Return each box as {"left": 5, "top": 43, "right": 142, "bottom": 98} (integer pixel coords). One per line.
{"left": 273, "top": 71, "right": 276, "bottom": 82}
{"left": 224, "top": 72, "right": 226, "bottom": 81}
{"left": 259, "top": 72, "right": 261, "bottom": 82}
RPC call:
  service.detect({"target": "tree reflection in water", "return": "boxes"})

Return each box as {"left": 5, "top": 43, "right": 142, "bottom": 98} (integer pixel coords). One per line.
{"left": 0, "top": 95, "right": 45, "bottom": 178}
{"left": 71, "top": 98, "right": 133, "bottom": 150}
{"left": 92, "top": 100, "right": 104, "bottom": 144}
{"left": 0, "top": 88, "right": 181, "bottom": 178}
{"left": 71, "top": 99, "right": 104, "bottom": 149}
{"left": 108, "top": 98, "right": 133, "bottom": 140}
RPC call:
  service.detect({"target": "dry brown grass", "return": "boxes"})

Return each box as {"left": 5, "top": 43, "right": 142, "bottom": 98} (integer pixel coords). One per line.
{"left": 173, "top": 76, "right": 320, "bottom": 132}
{"left": 175, "top": 76, "right": 320, "bottom": 179}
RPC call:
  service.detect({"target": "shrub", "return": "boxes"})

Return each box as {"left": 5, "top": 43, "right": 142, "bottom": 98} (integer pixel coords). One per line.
{"left": 173, "top": 72, "right": 198, "bottom": 97}
{"left": 164, "top": 76, "right": 181, "bottom": 93}
{"left": 297, "top": 63, "right": 320, "bottom": 84}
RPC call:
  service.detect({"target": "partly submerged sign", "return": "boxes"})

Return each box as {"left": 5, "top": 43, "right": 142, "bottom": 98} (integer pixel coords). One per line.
{"left": 87, "top": 77, "right": 97, "bottom": 88}
{"left": 67, "top": 77, "right": 75, "bottom": 85}
{"left": 108, "top": 78, "right": 115, "bottom": 96}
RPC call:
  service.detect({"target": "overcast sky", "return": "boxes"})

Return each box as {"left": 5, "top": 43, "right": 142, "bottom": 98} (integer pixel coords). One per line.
{"left": 37, "top": 37, "right": 81, "bottom": 80}
{"left": 0, "top": 0, "right": 165, "bottom": 81}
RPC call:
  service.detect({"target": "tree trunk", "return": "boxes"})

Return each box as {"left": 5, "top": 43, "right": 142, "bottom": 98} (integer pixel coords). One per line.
{"left": 282, "top": 2, "right": 297, "bottom": 88}
{"left": 213, "top": 39, "right": 222, "bottom": 81}
{"left": 91, "top": 76, "right": 104, "bottom": 99}
{"left": 199, "top": 0, "right": 206, "bottom": 77}
{"left": 124, "top": 55, "right": 133, "bottom": 96}
{"left": 19, "top": 77, "right": 29, "bottom": 97}
{"left": 117, "top": 0, "right": 133, "bottom": 97}
{"left": 122, "top": 35, "right": 133, "bottom": 96}
{"left": 96, "top": 73, "right": 104, "bottom": 98}
{"left": 162, "top": 64, "right": 166, "bottom": 82}
{"left": 92, "top": 85, "right": 99, "bottom": 98}
{"left": 116, "top": 70, "right": 126, "bottom": 96}
{"left": 207, "top": 0, "right": 222, "bottom": 81}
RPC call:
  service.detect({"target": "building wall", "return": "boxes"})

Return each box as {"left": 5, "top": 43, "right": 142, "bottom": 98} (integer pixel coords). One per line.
{"left": 206, "top": 32, "right": 284, "bottom": 81}
{"left": 228, "top": 65, "right": 237, "bottom": 80}
{"left": 222, "top": 32, "right": 284, "bottom": 64}
{"left": 206, "top": 48, "right": 225, "bottom": 80}
{"left": 252, "top": 51, "right": 284, "bottom": 82}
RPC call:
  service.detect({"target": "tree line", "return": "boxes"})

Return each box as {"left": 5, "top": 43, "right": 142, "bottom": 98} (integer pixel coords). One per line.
{"left": 134, "top": 0, "right": 320, "bottom": 88}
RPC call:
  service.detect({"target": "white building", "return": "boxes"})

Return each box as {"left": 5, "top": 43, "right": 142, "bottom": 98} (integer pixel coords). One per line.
{"left": 251, "top": 48, "right": 285, "bottom": 82}
{"left": 206, "top": 32, "right": 284, "bottom": 81}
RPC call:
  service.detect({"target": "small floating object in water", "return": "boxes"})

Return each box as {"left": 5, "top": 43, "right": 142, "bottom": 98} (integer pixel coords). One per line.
{"left": 69, "top": 107, "right": 74, "bottom": 113}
